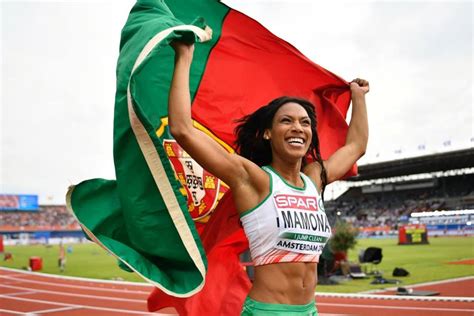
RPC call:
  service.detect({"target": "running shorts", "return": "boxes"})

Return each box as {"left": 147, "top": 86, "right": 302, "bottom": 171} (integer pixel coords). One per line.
{"left": 241, "top": 296, "right": 317, "bottom": 316}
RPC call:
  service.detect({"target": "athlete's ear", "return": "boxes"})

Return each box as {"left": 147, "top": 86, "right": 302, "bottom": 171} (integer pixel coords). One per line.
{"left": 263, "top": 130, "right": 271, "bottom": 140}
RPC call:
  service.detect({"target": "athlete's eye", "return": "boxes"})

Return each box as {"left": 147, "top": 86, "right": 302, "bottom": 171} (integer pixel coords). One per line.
{"left": 301, "top": 120, "right": 311, "bottom": 126}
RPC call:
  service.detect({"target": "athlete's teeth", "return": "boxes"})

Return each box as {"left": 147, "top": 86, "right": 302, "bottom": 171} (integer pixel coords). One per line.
{"left": 288, "top": 138, "right": 303, "bottom": 144}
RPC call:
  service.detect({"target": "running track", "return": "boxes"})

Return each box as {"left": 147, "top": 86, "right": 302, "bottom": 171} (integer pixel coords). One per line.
{"left": 1, "top": 267, "right": 473, "bottom": 315}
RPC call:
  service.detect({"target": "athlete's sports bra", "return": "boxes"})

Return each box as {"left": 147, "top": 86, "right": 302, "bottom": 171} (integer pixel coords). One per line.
{"left": 240, "top": 166, "right": 331, "bottom": 266}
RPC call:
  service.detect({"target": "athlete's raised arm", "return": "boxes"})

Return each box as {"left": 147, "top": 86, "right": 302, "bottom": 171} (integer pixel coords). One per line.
{"left": 305, "top": 78, "right": 369, "bottom": 185}
{"left": 168, "top": 41, "right": 264, "bottom": 193}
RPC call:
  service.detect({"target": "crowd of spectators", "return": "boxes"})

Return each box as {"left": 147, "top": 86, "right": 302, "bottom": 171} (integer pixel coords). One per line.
{"left": 326, "top": 173, "right": 474, "bottom": 228}
{"left": 0, "top": 205, "right": 79, "bottom": 230}
{"left": 1, "top": 175, "right": 472, "bottom": 231}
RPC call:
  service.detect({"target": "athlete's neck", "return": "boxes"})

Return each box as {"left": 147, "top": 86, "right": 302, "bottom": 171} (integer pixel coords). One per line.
{"left": 269, "top": 161, "right": 303, "bottom": 188}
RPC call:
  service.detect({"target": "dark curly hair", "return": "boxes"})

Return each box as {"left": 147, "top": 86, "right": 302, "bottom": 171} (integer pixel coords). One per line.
{"left": 234, "top": 96, "right": 327, "bottom": 198}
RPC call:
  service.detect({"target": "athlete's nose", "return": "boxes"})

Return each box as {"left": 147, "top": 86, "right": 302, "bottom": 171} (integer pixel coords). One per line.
{"left": 291, "top": 121, "right": 304, "bottom": 133}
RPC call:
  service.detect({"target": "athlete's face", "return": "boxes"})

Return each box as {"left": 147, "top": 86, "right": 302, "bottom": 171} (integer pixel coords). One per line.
{"left": 264, "top": 102, "right": 312, "bottom": 161}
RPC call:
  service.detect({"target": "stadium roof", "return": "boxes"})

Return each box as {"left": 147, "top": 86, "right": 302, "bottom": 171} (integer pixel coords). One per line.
{"left": 347, "top": 148, "right": 474, "bottom": 181}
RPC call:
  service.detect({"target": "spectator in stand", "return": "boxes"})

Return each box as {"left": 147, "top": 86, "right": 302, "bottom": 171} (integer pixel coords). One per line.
{"left": 0, "top": 205, "right": 79, "bottom": 229}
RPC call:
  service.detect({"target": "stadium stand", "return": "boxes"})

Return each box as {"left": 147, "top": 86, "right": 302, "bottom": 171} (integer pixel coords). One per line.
{"left": 0, "top": 205, "right": 79, "bottom": 231}
{"left": 327, "top": 174, "right": 474, "bottom": 224}
{"left": 326, "top": 148, "right": 474, "bottom": 235}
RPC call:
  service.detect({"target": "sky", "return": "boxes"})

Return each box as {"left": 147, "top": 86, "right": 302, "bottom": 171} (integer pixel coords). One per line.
{"left": 1, "top": 0, "right": 472, "bottom": 204}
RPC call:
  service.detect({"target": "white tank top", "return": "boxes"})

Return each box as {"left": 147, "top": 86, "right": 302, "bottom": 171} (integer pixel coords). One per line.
{"left": 240, "top": 166, "right": 331, "bottom": 266}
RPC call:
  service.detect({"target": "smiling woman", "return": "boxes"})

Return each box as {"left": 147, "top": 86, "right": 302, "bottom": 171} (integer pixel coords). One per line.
{"left": 168, "top": 40, "right": 369, "bottom": 315}
{"left": 234, "top": 97, "right": 324, "bottom": 181}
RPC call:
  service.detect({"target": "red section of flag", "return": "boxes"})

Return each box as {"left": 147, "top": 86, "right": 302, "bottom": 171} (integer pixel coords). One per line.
{"left": 191, "top": 10, "right": 354, "bottom": 167}
{"left": 148, "top": 192, "right": 250, "bottom": 315}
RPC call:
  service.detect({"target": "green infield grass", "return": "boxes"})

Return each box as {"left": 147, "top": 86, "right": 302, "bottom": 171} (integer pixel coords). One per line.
{"left": 318, "top": 236, "right": 474, "bottom": 293}
{"left": 0, "top": 241, "right": 145, "bottom": 283}
{"left": 1, "top": 236, "right": 473, "bottom": 293}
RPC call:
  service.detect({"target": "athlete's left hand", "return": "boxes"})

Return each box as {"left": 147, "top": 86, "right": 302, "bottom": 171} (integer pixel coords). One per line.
{"left": 350, "top": 78, "right": 370, "bottom": 95}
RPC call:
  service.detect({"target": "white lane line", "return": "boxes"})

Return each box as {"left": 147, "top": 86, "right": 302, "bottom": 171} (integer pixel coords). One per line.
{"left": 0, "top": 295, "right": 170, "bottom": 315}
{"left": 316, "top": 292, "right": 474, "bottom": 302}
{"left": 0, "top": 274, "right": 25, "bottom": 279}
{"left": 0, "top": 308, "right": 26, "bottom": 315}
{"left": 317, "top": 302, "right": 474, "bottom": 313}
{"left": 3, "top": 280, "right": 27, "bottom": 286}
{"left": 0, "top": 267, "right": 152, "bottom": 288}
{"left": 2, "top": 291, "right": 38, "bottom": 297}
{"left": 27, "top": 306, "right": 80, "bottom": 314}
{"left": 0, "top": 284, "right": 143, "bottom": 303}
{"left": 361, "top": 276, "right": 474, "bottom": 294}
{"left": 0, "top": 294, "right": 65, "bottom": 308}
{"left": 1, "top": 276, "right": 149, "bottom": 295}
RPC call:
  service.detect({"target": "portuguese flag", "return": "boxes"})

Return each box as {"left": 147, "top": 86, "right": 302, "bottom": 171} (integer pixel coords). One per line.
{"left": 66, "top": 0, "right": 353, "bottom": 314}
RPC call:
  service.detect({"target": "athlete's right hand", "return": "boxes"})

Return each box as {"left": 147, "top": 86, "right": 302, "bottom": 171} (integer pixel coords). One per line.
{"left": 171, "top": 40, "right": 194, "bottom": 58}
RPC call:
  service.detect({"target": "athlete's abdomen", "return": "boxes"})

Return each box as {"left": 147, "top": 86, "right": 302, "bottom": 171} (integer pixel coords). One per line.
{"left": 248, "top": 261, "right": 317, "bottom": 305}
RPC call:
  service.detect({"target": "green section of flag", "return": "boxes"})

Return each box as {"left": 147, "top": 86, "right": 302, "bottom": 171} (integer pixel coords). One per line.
{"left": 68, "top": 0, "right": 229, "bottom": 296}
{"left": 280, "top": 232, "right": 329, "bottom": 243}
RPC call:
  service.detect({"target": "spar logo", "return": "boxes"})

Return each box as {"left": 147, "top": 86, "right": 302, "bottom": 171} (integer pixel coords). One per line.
{"left": 274, "top": 194, "right": 318, "bottom": 211}
{"left": 274, "top": 194, "right": 330, "bottom": 233}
